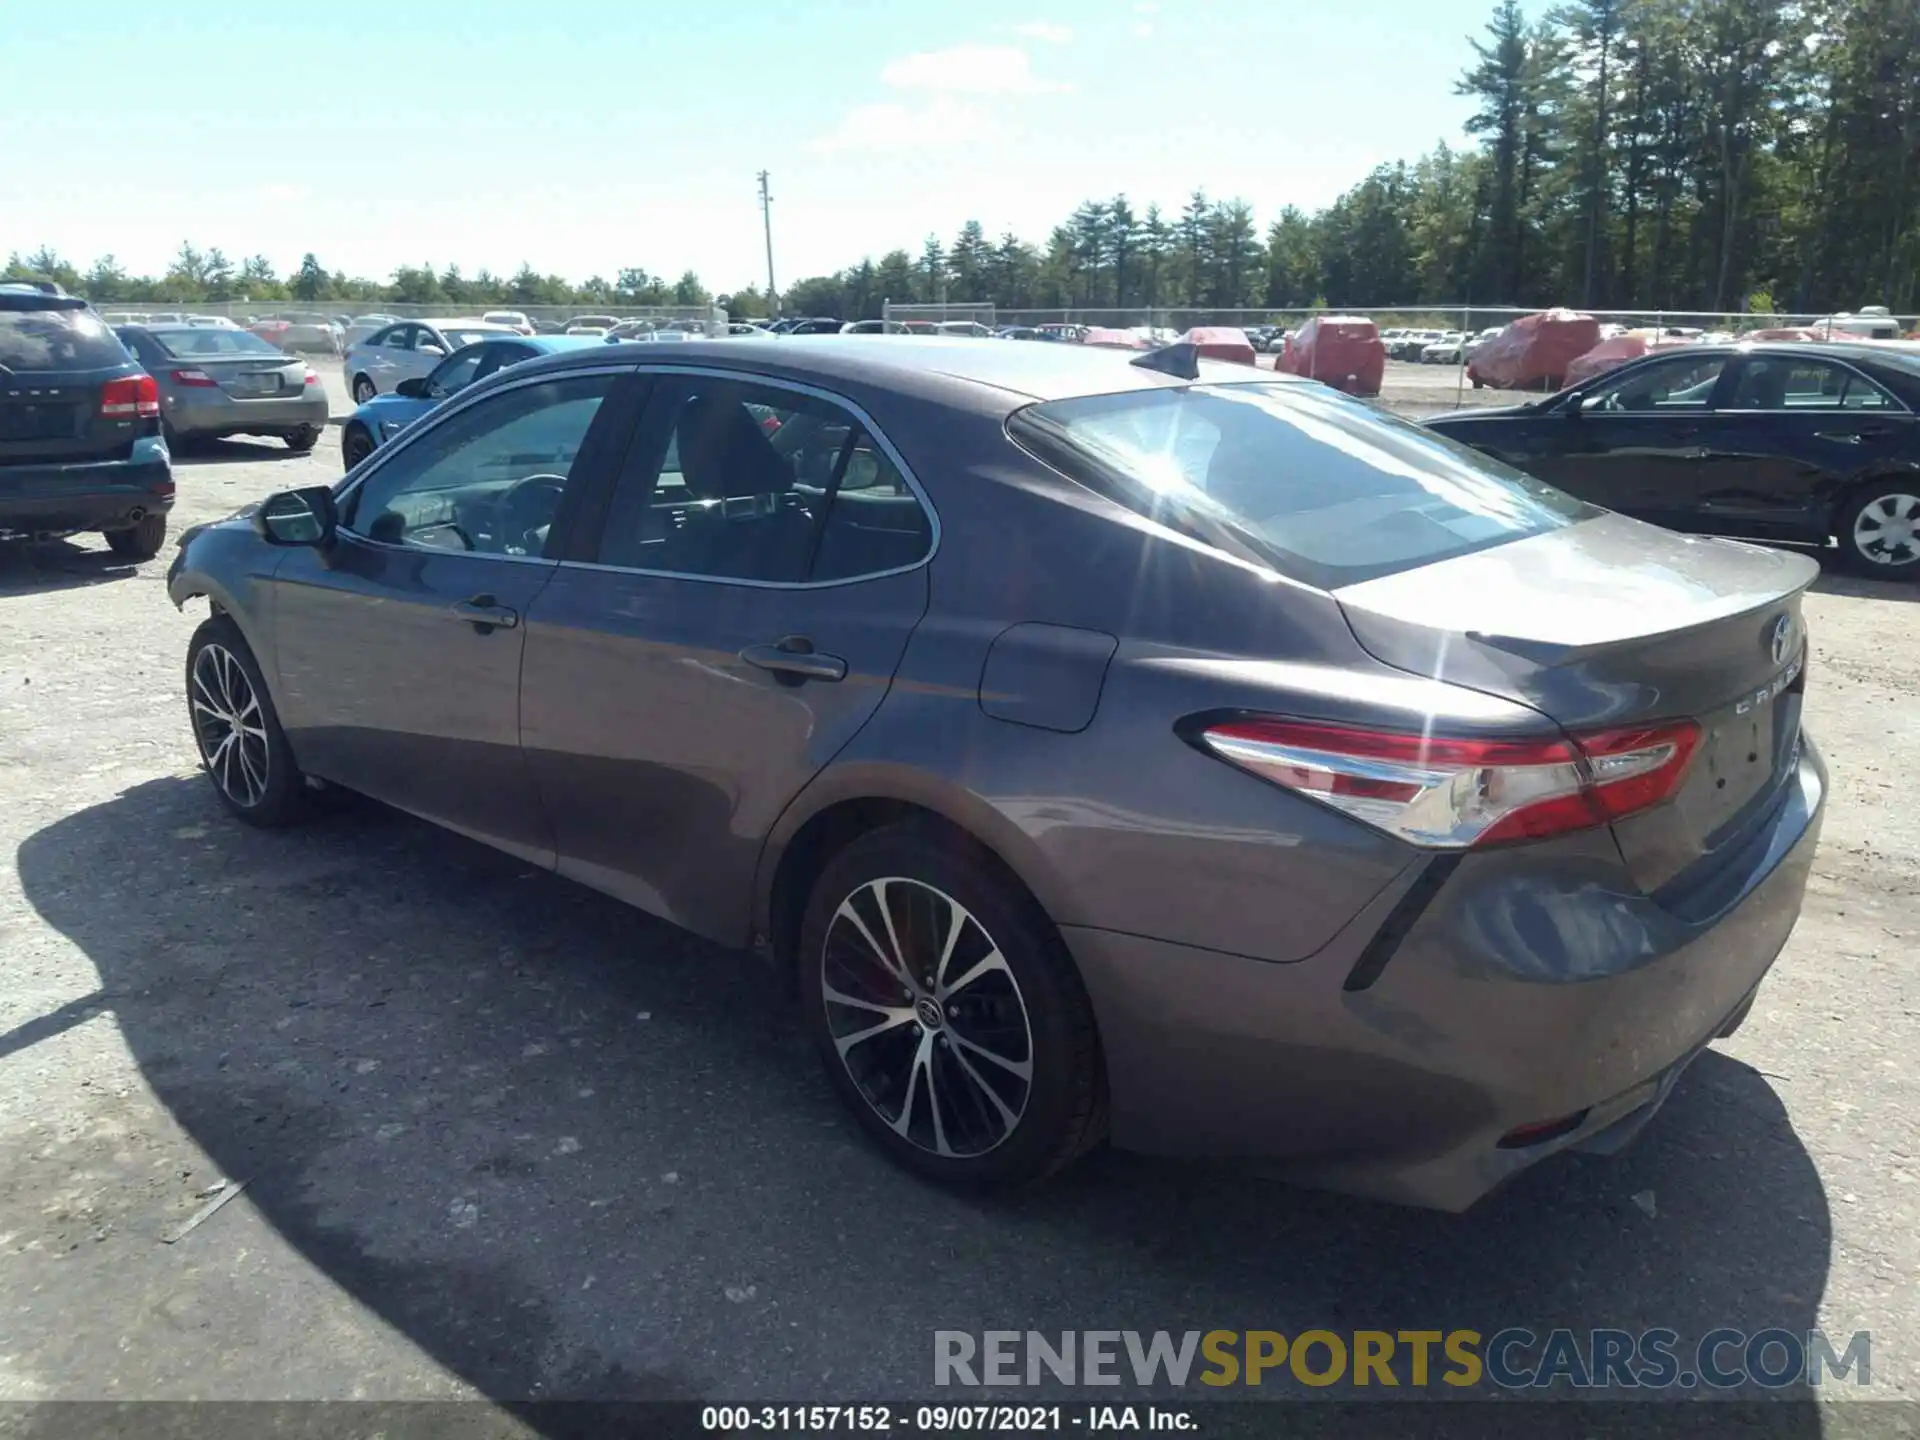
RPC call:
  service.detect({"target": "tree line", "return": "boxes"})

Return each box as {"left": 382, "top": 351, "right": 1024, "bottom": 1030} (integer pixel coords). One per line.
{"left": 9, "top": 0, "right": 1916, "bottom": 321}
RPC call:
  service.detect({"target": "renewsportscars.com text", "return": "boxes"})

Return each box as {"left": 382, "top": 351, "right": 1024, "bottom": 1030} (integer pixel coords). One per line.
{"left": 934, "top": 1328, "right": 1872, "bottom": 1391}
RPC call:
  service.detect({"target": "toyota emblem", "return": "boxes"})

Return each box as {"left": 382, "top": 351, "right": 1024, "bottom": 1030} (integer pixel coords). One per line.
{"left": 1768, "top": 614, "right": 1793, "bottom": 666}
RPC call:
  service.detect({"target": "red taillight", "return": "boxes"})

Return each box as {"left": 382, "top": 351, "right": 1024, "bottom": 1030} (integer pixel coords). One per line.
{"left": 1196, "top": 716, "right": 1700, "bottom": 849}
{"left": 169, "top": 368, "right": 220, "bottom": 388}
{"left": 303, "top": 367, "right": 320, "bottom": 386}
{"left": 100, "top": 374, "right": 161, "bottom": 418}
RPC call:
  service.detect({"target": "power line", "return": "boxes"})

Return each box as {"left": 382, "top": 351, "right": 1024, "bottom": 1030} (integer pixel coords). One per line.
{"left": 758, "top": 170, "right": 778, "bottom": 317}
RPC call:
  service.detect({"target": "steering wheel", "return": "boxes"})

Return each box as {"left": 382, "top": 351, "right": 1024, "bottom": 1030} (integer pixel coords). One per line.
{"left": 494, "top": 472, "right": 568, "bottom": 555}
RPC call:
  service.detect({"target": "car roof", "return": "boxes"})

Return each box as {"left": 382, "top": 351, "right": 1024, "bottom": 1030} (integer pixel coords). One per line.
{"left": 560, "top": 334, "right": 1296, "bottom": 404}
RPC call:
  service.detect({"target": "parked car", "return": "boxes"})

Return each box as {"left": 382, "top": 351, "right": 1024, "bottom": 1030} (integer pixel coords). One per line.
{"left": 250, "top": 313, "right": 342, "bottom": 355}
{"left": 168, "top": 335, "right": 1825, "bottom": 1209}
{"left": 1464, "top": 326, "right": 1503, "bottom": 358}
{"left": 1388, "top": 329, "right": 1444, "bottom": 361}
{"left": 341, "top": 318, "right": 521, "bottom": 401}
{"left": 338, "top": 335, "right": 604, "bottom": 469}
{"left": 116, "top": 324, "right": 328, "bottom": 452}
{"left": 566, "top": 315, "right": 620, "bottom": 333}
{"left": 841, "top": 320, "right": 891, "bottom": 335}
{"left": 184, "top": 314, "right": 241, "bottom": 329}
{"left": 1425, "top": 340, "right": 1920, "bottom": 578}
{"left": 1, "top": 283, "right": 173, "bottom": 558}
{"left": 606, "top": 320, "right": 656, "bottom": 340}
{"left": 785, "top": 317, "right": 846, "bottom": 335}
{"left": 1421, "top": 331, "right": 1470, "bottom": 364}
{"left": 482, "top": 310, "right": 536, "bottom": 336}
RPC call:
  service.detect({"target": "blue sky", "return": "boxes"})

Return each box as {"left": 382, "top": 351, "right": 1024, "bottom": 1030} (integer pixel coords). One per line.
{"left": 5, "top": 0, "right": 1522, "bottom": 292}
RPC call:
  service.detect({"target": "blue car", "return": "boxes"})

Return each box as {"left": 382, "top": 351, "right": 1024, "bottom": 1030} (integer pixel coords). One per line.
{"left": 339, "top": 335, "right": 604, "bottom": 470}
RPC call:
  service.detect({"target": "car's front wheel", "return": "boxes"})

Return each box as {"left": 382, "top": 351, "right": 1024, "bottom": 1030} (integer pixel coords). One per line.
{"left": 341, "top": 423, "right": 376, "bottom": 471}
{"left": 799, "top": 822, "right": 1106, "bottom": 1190}
{"left": 351, "top": 375, "right": 377, "bottom": 404}
{"left": 104, "top": 512, "right": 168, "bottom": 560}
{"left": 1839, "top": 484, "right": 1920, "bottom": 580}
{"left": 186, "top": 616, "right": 314, "bottom": 827}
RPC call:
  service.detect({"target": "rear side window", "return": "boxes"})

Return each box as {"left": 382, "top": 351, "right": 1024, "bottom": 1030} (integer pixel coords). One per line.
{"left": 0, "top": 308, "right": 130, "bottom": 371}
{"left": 1010, "top": 381, "right": 1592, "bottom": 589}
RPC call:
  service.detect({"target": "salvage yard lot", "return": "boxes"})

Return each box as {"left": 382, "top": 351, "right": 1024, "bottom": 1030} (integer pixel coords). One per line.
{"left": 1, "top": 366, "right": 1917, "bottom": 1409}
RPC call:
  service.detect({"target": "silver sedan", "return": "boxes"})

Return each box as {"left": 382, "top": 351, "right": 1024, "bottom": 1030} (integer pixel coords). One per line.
{"left": 115, "top": 324, "right": 329, "bottom": 451}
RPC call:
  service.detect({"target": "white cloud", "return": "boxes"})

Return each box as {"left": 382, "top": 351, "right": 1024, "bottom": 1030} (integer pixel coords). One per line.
{"left": 1130, "top": 21, "right": 1154, "bottom": 37}
{"left": 880, "top": 44, "right": 1069, "bottom": 95}
{"left": 257, "top": 183, "right": 310, "bottom": 203}
{"left": 810, "top": 97, "right": 1007, "bottom": 155}
{"left": 1013, "top": 21, "right": 1072, "bottom": 43}
{"left": 1133, "top": 1, "right": 1159, "bottom": 12}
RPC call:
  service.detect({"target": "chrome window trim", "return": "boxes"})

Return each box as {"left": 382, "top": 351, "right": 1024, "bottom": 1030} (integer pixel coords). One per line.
{"left": 1716, "top": 356, "right": 1910, "bottom": 416}
{"left": 332, "top": 362, "right": 635, "bottom": 562}
{"left": 553, "top": 361, "right": 941, "bottom": 591}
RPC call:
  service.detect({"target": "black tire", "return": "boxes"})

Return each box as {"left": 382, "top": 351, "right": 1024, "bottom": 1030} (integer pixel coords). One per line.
{"left": 104, "top": 512, "right": 168, "bottom": 561}
{"left": 285, "top": 425, "right": 322, "bottom": 452}
{"left": 351, "top": 375, "right": 377, "bottom": 404}
{"left": 185, "top": 615, "right": 314, "bottom": 827}
{"left": 341, "top": 423, "right": 376, "bottom": 471}
{"left": 799, "top": 821, "right": 1106, "bottom": 1190}
{"left": 1837, "top": 484, "right": 1920, "bottom": 580}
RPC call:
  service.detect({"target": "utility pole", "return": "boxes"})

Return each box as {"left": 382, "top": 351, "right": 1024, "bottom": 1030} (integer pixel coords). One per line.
{"left": 758, "top": 170, "right": 779, "bottom": 317}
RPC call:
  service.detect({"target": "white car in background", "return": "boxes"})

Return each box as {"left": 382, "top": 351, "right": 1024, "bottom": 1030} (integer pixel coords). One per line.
{"left": 1421, "top": 331, "right": 1469, "bottom": 363}
{"left": 341, "top": 318, "right": 520, "bottom": 401}
{"left": 343, "top": 313, "right": 403, "bottom": 349}
{"left": 482, "top": 309, "right": 535, "bottom": 336}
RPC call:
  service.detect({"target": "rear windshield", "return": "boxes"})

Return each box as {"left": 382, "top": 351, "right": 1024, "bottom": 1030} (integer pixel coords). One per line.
{"left": 149, "top": 328, "right": 287, "bottom": 358}
{"left": 0, "top": 307, "right": 131, "bottom": 372}
{"left": 1010, "top": 381, "right": 1594, "bottom": 589}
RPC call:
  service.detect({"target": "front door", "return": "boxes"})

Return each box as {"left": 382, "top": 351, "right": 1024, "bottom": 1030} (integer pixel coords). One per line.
{"left": 1535, "top": 352, "right": 1732, "bottom": 525}
{"left": 271, "top": 367, "right": 637, "bottom": 864}
{"left": 519, "top": 371, "right": 934, "bottom": 944}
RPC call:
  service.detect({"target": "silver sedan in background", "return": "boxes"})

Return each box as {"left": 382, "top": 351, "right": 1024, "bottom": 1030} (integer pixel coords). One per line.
{"left": 115, "top": 324, "right": 329, "bottom": 450}
{"left": 341, "top": 318, "right": 520, "bottom": 401}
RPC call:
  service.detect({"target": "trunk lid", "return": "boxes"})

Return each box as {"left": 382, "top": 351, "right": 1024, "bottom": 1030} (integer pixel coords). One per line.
{"left": 1332, "top": 513, "right": 1817, "bottom": 893}
{"left": 0, "top": 364, "right": 143, "bottom": 465}
{"left": 168, "top": 354, "right": 308, "bottom": 400}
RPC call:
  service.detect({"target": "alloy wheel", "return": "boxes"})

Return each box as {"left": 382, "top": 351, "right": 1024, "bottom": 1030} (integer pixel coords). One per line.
{"left": 821, "top": 877, "right": 1034, "bottom": 1158}
{"left": 352, "top": 377, "right": 376, "bottom": 404}
{"left": 190, "top": 643, "right": 270, "bottom": 808}
{"left": 1852, "top": 492, "right": 1920, "bottom": 567}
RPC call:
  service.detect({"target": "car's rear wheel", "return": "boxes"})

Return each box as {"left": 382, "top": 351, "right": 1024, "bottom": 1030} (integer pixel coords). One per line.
{"left": 186, "top": 616, "right": 313, "bottom": 827}
{"left": 104, "top": 512, "right": 168, "bottom": 561}
{"left": 351, "top": 375, "right": 377, "bottom": 404}
{"left": 1838, "top": 485, "right": 1920, "bottom": 580}
{"left": 799, "top": 822, "right": 1106, "bottom": 1190}
{"left": 285, "top": 425, "right": 322, "bottom": 452}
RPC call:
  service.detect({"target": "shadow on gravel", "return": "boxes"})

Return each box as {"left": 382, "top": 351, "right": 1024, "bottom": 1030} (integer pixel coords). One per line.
{"left": 0, "top": 538, "right": 143, "bottom": 594}
{"left": 168, "top": 437, "right": 310, "bottom": 466}
{"left": 15, "top": 777, "right": 1832, "bottom": 1428}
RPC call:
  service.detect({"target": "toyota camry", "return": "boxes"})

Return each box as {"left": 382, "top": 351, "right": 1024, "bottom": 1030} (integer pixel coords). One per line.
{"left": 166, "top": 338, "right": 1825, "bottom": 1209}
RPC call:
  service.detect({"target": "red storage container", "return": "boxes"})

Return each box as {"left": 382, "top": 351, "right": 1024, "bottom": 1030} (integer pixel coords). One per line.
{"left": 1276, "top": 316, "right": 1386, "bottom": 397}
{"left": 1467, "top": 309, "right": 1603, "bottom": 391}
{"left": 1181, "top": 326, "right": 1258, "bottom": 366}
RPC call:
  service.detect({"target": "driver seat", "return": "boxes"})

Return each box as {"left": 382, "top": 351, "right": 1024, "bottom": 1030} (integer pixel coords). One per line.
{"left": 665, "top": 393, "right": 814, "bottom": 580}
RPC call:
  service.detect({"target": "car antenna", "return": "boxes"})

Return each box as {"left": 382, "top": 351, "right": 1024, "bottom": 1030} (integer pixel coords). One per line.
{"left": 1131, "top": 341, "right": 1200, "bottom": 381}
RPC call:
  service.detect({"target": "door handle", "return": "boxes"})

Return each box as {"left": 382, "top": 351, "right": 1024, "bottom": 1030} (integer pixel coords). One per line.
{"left": 741, "top": 637, "right": 847, "bottom": 683}
{"left": 1815, "top": 431, "right": 1864, "bottom": 444}
{"left": 450, "top": 595, "right": 519, "bottom": 632}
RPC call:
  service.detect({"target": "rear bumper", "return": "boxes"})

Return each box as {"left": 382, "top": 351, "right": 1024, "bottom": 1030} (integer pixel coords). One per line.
{"left": 0, "top": 444, "right": 175, "bottom": 535}
{"left": 166, "top": 391, "right": 330, "bottom": 437}
{"left": 1065, "top": 736, "right": 1826, "bottom": 1211}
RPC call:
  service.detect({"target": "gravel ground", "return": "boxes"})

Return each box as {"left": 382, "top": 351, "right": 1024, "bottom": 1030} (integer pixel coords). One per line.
{"left": 0, "top": 358, "right": 1916, "bottom": 1422}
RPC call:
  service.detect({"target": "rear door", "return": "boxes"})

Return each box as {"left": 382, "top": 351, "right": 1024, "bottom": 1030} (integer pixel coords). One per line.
{"left": 518, "top": 369, "right": 934, "bottom": 945}
{"left": 1690, "top": 353, "right": 1916, "bottom": 541}
{"left": 270, "top": 364, "right": 643, "bottom": 863}
{"left": 0, "top": 302, "right": 144, "bottom": 469}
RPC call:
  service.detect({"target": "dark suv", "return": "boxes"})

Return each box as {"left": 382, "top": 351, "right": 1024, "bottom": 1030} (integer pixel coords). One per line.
{"left": 1, "top": 282, "right": 175, "bottom": 559}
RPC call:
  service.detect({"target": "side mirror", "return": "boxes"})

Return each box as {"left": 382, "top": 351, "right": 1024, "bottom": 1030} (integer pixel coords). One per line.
{"left": 417, "top": 343, "right": 445, "bottom": 357}
{"left": 395, "top": 376, "right": 430, "bottom": 399}
{"left": 254, "top": 486, "right": 338, "bottom": 547}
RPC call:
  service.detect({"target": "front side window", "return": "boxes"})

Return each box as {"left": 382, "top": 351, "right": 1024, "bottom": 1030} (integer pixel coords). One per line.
{"left": 1011, "top": 381, "right": 1592, "bottom": 589}
{"left": 371, "top": 325, "right": 413, "bottom": 351}
{"left": 1726, "top": 357, "right": 1896, "bottom": 411}
{"left": 427, "top": 345, "right": 490, "bottom": 397}
{"left": 343, "top": 374, "right": 614, "bottom": 557}
{"left": 595, "top": 377, "right": 931, "bottom": 583}
{"left": 1580, "top": 355, "right": 1727, "bottom": 412}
